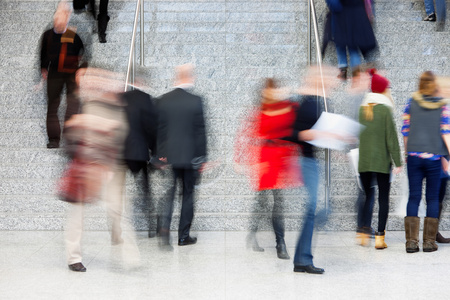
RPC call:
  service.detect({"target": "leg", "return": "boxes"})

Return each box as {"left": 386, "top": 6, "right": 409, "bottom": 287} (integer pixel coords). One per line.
{"left": 272, "top": 189, "right": 289, "bottom": 259}
{"left": 65, "top": 202, "right": 85, "bottom": 269}
{"left": 423, "top": 0, "right": 436, "bottom": 16}
{"left": 437, "top": 177, "right": 450, "bottom": 242}
{"left": 406, "top": 156, "right": 425, "bottom": 217}
{"left": 63, "top": 74, "right": 80, "bottom": 126}
{"left": 246, "top": 190, "right": 268, "bottom": 252}
{"left": 336, "top": 45, "right": 348, "bottom": 80}
{"left": 424, "top": 159, "right": 441, "bottom": 219}
{"left": 347, "top": 46, "right": 362, "bottom": 69}
{"left": 46, "top": 74, "right": 65, "bottom": 146}
{"left": 178, "top": 168, "right": 197, "bottom": 241}
{"left": 357, "top": 172, "right": 374, "bottom": 246}
{"left": 97, "top": 0, "right": 110, "bottom": 42}
{"left": 376, "top": 172, "right": 391, "bottom": 233}
{"left": 435, "top": 0, "right": 446, "bottom": 22}
{"left": 294, "top": 157, "right": 320, "bottom": 267}
{"left": 159, "top": 168, "right": 177, "bottom": 234}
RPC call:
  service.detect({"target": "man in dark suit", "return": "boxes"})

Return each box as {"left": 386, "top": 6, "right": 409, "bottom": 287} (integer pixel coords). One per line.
{"left": 157, "top": 64, "right": 207, "bottom": 249}
{"left": 121, "top": 85, "right": 158, "bottom": 238}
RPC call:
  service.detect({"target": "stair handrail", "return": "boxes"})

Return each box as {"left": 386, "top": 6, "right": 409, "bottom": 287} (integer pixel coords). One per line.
{"left": 125, "top": 0, "right": 145, "bottom": 92}
{"left": 307, "top": 0, "right": 331, "bottom": 214}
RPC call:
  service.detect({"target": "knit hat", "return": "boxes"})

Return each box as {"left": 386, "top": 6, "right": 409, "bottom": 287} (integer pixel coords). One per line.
{"left": 369, "top": 69, "right": 389, "bottom": 93}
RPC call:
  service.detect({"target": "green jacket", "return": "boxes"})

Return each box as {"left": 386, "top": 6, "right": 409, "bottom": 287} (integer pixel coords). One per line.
{"left": 358, "top": 103, "right": 402, "bottom": 174}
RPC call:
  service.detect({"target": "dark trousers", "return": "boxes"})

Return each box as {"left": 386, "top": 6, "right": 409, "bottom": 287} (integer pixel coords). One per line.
{"left": 250, "top": 189, "right": 285, "bottom": 243}
{"left": 160, "top": 167, "right": 197, "bottom": 240}
{"left": 97, "top": 0, "right": 110, "bottom": 35}
{"left": 359, "top": 172, "right": 391, "bottom": 232}
{"left": 407, "top": 155, "right": 441, "bottom": 218}
{"left": 46, "top": 72, "right": 80, "bottom": 143}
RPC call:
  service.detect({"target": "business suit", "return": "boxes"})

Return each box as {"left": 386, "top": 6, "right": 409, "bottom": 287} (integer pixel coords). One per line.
{"left": 157, "top": 87, "right": 207, "bottom": 241}
{"left": 122, "top": 89, "right": 158, "bottom": 233}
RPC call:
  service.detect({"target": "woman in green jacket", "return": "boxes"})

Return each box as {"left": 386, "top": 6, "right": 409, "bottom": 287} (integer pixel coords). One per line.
{"left": 358, "top": 69, "right": 402, "bottom": 249}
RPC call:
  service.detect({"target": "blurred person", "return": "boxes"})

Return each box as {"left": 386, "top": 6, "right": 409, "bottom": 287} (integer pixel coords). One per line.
{"left": 357, "top": 69, "right": 402, "bottom": 249}
{"left": 156, "top": 64, "right": 207, "bottom": 250}
{"left": 288, "top": 66, "right": 340, "bottom": 274}
{"left": 437, "top": 156, "right": 450, "bottom": 243}
{"left": 347, "top": 67, "right": 377, "bottom": 239}
{"left": 402, "top": 71, "right": 450, "bottom": 253}
{"left": 40, "top": 1, "right": 86, "bottom": 148}
{"left": 60, "top": 67, "right": 140, "bottom": 272}
{"left": 326, "top": 0, "right": 377, "bottom": 80}
{"left": 240, "top": 78, "right": 302, "bottom": 260}
{"left": 423, "top": 0, "right": 446, "bottom": 31}
{"left": 121, "top": 71, "right": 159, "bottom": 238}
{"left": 72, "top": 0, "right": 110, "bottom": 43}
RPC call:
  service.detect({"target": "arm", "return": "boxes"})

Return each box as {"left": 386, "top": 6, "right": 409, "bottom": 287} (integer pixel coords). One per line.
{"left": 40, "top": 31, "right": 49, "bottom": 80}
{"left": 401, "top": 99, "right": 412, "bottom": 156}
{"left": 385, "top": 109, "right": 403, "bottom": 174}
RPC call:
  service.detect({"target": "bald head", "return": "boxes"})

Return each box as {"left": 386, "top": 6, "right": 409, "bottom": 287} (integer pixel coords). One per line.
{"left": 175, "top": 64, "right": 195, "bottom": 86}
{"left": 53, "top": 1, "right": 72, "bottom": 33}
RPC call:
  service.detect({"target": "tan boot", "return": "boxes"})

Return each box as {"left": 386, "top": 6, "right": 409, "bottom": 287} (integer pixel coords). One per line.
{"left": 375, "top": 231, "right": 387, "bottom": 249}
{"left": 423, "top": 217, "right": 439, "bottom": 252}
{"left": 356, "top": 227, "right": 370, "bottom": 247}
{"left": 404, "top": 216, "right": 420, "bottom": 253}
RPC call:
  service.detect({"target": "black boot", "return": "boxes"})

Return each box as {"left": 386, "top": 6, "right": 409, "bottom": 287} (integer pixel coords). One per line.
{"left": 276, "top": 239, "right": 290, "bottom": 260}
{"left": 338, "top": 67, "right": 347, "bottom": 81}
{"left": 437, "top": 203, "right": 450, "bottom": 243}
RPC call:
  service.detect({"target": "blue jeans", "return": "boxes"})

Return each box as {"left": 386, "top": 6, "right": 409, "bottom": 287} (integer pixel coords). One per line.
{"left": 294, "top": 157, "right": 319, "bottom": 266}
{"left": 336, "top": 45, "right": 361, "bottom": 69}
{"left": 424, "top": 0, "right": 446, "bottom": 22}
{"left": 406, "top": 155, "right": 441, "bottom": 218}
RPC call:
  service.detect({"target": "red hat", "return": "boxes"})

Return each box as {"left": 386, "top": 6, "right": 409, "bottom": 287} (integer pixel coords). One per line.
{"left": 369, "top": 69, "right": 389, "bottom": 93}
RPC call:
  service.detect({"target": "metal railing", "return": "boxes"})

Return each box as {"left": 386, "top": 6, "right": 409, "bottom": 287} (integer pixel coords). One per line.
{"left": 307, "top": 0, "right": 331, "bottom": 214}
{"left": 125, "top": 0, "right": 145, "bottom": 92}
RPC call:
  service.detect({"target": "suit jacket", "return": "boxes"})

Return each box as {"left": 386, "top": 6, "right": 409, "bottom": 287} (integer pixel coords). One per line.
{"left": 157, "top": 88, "right": 207, "bottom": 168}
{"left": 122, "top": 89, "right": 158, "bottom": 162}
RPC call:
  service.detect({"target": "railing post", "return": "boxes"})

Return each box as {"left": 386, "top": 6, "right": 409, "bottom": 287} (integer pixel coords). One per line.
{"left": 308, "top": 0, "right": 331, "bottom": 214}
{"left": 140, "top": 0, "right": 144, "bottom": 66}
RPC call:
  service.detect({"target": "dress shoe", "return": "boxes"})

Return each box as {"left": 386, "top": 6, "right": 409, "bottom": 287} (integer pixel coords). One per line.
{"left": 293, "top": 265, "right": 324, "bottom": 274}
{"left": 68, "top": 262, "right": 86, "bottom": 272}
{"left": 178, "top": 236, "right": 197, "bottom": 246}
{"left": 47, "top": 141, "right": 59, "bottom": 149}
{"left": 99, "top": 34, "right": 107, "bottom": 43}
{"left": 436, "top": 231, "right": 450, "bottom": 243}
{"left": 276, "top": 242, "right": 290, "bottom": 260}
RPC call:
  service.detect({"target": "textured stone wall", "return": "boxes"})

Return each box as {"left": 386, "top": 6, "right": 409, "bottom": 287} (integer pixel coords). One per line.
{"left": 0, "top": 0, "right": 449, "bottom": 231}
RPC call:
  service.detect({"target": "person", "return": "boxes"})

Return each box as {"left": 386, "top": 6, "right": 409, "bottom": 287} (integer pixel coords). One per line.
{"left": 402, "top": 71, "right": 450, "bottom": 253}
{"left": 437, "top": 156, "right": 450, "bottom": 243}
{"left": 422, "top": 0, "right": 446, "bottom": 31}
{"left": 39, "top": 2, "right": 86, "bottom": 148}
{"left": 156, "top": 64, "right": 207, "bottom": 249}
{"left": 326, "top": 0, "right": 377, "bottom": 80}
{"left": 357, "top": 69, "right": 402, "bottom": 249}
{"left": 61, "top": 67, "right": 139, "bottom": 272}
{"left": 240, "top": 78, "right": 301, "bottom": 260}
{"left": 121, "top": 78, "right": 159, "bottom": 238}
{"left": 288, "top": 66, "right": 341, "bottom": 274}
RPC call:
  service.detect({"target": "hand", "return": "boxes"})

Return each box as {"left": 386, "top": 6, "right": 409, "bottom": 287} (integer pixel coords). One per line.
{"left": 41, "top": 68, "right": 48, "bottom": 80}
{"left": 393, "top": 166, "right": 402, "bottom": 175}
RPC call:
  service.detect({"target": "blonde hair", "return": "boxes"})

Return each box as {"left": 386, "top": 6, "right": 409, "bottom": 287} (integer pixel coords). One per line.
{"left": 419, "top": 71, "right": 437, "bottom": 96}
{"left": 363, "top": 103, "right": 377, "bottom": 121}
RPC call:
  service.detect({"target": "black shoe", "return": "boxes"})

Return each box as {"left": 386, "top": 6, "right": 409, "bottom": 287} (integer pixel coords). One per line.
{"left": 276, "top": 243, "right": 290, "bottom": 260}
{"left": 423, "top": 13, "right": 436, "bottom": 21}
{"left": 47, "top": 141, "right": 59, "bottom": 149}
{"left": 148, "top": 231, "right": 157, "bottom": 238}
{"left": 293, "top": 265, "right": 324, "bottom": 274}
{"left": 178, "top": 236, "right": 197, "bottom": 246}
{"left": 99, "top": 34, "right": 107, "bottom": 43}
{"left": 68, "top": 262, "right": 86, "bottom": 272}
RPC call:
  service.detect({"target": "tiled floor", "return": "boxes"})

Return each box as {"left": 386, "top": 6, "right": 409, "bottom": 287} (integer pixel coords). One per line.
{"left": 1, "top": 230, "right": 450, "bottom": 299}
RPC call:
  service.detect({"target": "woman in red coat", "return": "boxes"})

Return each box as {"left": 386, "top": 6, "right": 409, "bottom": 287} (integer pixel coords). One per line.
{"left": 239, "top": 78, "right": 302, "bottom": 260}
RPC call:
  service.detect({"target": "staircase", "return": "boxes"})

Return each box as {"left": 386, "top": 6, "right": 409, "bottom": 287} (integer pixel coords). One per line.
{"left": 0, "top": 0, "right": 448, "bottom": 231}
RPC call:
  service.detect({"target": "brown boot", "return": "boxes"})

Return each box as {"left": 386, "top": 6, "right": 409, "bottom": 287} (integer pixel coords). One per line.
{"left": 404, "top": 216, "right": 420, "bottom": 253}
{"left": 375, "top": 231, "right": 387, "bottom": 249}
{"left": 423, "top": 217, "right": 439, "bottom": 252}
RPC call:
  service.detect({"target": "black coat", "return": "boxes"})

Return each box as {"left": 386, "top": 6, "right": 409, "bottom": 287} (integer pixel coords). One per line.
{"left": 122, "top": 89, "right": 157, "bottom": 162}
{"left": 157, "top": 88, "right": 207, "bottom": 168}
{"left": 328, "top": 0, "right": 377, "bottom": 54}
